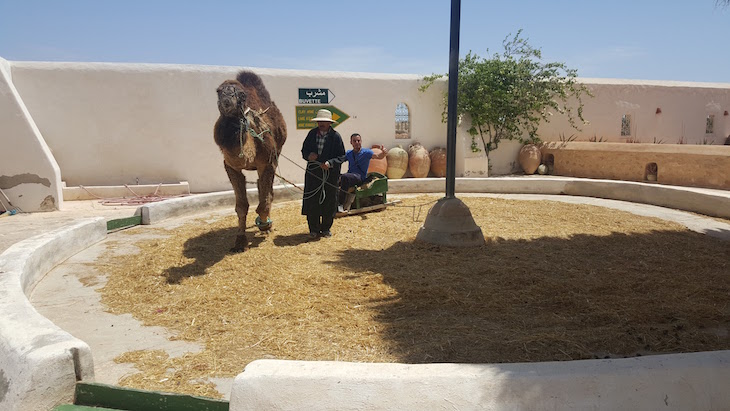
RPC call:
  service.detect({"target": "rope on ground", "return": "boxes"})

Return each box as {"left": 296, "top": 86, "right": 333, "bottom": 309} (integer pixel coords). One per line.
{"left": 100, "top": 194, "right": 189, "bottom": 206}
{"left": 80, "top": 184, "right": 189, "bottom": 206}
{"left": 79, "top": 185, "right": 105, "bottom": 200}
{"left": 392, "top": 198, "right": 439, "bottom": 222}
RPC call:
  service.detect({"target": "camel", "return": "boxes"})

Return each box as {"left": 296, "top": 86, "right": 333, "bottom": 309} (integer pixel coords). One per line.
{"left": 214, "top": 71, "right": 287, "bottom": 252}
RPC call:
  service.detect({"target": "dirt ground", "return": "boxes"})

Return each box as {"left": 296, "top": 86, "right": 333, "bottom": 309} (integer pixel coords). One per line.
{"left": 97, "top": 195, "right": 730, "bottom": 398}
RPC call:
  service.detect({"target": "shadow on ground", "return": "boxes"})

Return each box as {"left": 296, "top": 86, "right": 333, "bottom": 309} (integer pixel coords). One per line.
{"left": 331, "top": 229, "right": 730, "bottom": 365}
{"left": 164, "top": 226, "right": 265, "bottom": 284}
{"left": 705, "top": 225, "right": 730, "bottom": 241}
{"left": 273, "top": 233, "right": 319, "bottom": 247}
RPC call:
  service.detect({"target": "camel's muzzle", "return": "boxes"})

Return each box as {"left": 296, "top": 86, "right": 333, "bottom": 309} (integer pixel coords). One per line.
{"left": 217, "top": 85, "right": 245, "bottom": 117}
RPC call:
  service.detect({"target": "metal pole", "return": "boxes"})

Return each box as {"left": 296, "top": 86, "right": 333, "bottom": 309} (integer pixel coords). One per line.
{"left": 445, "top": 0, "right": 460, "bottom": 198}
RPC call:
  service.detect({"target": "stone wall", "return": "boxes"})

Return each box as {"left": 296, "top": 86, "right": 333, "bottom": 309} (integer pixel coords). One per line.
{"left": 541, "top": 142, "right": 730, "bottom": 190}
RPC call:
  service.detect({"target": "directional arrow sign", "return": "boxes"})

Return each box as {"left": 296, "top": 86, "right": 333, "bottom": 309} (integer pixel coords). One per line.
{"left": 296, "top": 105, "right": 350, "bottom": 129}
{"left": 298, "top": 88, "right": 336, "bottom": 104}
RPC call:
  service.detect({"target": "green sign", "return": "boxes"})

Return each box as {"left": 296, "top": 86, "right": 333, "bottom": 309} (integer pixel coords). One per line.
{"left": 298, "top": 88, "right": 335, "bottom": 104}
{"left": 296, "top": 105, "right": 350, "bottom": 129}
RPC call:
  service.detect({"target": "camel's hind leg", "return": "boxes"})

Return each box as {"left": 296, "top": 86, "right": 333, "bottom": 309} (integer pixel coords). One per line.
{"left": 225, "top": 162, "right": 249, "bottom": 252}
{"left": 255, "top": 164, "right": 275, "bottom": 231}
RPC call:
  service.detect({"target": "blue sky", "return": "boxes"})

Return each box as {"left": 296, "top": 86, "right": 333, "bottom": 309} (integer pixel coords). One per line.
{"left": 1, "top": 0, "right": 728, "bottom": 83}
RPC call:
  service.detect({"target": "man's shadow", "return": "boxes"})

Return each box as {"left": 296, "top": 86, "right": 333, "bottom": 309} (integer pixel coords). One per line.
{"left": 273, "top": 232, "right": 321, "bottom": 246}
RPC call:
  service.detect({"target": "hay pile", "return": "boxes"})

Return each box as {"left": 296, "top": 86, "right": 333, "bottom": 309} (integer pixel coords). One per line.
{"left": 99, "top": 196, "right": 730, "bottom": 397}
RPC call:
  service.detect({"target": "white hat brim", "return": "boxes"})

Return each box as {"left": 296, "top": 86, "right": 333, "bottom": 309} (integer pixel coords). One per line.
{"left": 311, "top": 118, "right": 337, "bottom": 123}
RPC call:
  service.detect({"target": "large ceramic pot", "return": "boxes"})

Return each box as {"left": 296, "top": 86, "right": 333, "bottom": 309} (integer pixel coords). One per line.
{"left": 518, "top": 144, "right": 541, "bottom": 175}
{"left": 386, "top": 145, "right": 408, "bottom": 179}
{"left": 429, "top": 147, "right": 447, "bottom": 177}
{"left": 367, "top": 145, "right": 388, "bottom": 175}
{"left": 408, "top": 143, "right": 431, "bottom": 178}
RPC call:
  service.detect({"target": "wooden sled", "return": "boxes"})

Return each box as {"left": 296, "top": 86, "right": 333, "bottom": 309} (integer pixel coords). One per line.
{"left": 335, "top": 172, "right": 399, "bottom": 218}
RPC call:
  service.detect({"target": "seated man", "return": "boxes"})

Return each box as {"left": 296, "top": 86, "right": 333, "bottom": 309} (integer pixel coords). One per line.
{"left": 339, "top": 133, "right": 387, "bottom": 211}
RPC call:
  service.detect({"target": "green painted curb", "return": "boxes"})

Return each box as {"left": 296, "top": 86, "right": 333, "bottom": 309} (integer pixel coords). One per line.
{"left": 52, "top": 405, "right": 120, "bottom": 411}
{"left": 73, "top": 382, "right": 229, "bottom": 411}
{"left": 106, "top": 216, "right": 142, "bottom": 232}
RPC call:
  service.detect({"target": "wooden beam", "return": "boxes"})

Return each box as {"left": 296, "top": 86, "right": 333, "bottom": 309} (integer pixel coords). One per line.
{"left": 335, "top": 200, "right": 401, "bottom": 218}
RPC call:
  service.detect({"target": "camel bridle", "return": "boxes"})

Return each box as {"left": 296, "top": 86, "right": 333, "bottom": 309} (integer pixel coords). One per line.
{"left": 217, "top": 84, "right": 246, "bottom": 118}
{"left": 238, "top": 107, "right": 274, "bottom": 160}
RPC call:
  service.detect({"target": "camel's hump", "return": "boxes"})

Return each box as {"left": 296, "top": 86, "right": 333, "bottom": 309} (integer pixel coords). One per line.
{"left": 236, "top": 71, "right": 272, "bottom": 106}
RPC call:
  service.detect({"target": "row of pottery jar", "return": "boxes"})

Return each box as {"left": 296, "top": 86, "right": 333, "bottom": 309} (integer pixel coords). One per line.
{"left": 366, "top": 143, "right": 448, "bottom": 179}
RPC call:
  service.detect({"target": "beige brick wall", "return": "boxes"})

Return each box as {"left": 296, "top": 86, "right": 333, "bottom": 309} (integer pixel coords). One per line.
{"left": 542, "top": 142, "right": 730, "bottom": 190}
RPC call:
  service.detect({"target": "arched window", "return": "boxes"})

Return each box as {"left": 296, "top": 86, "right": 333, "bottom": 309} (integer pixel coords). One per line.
{"left": 645, "top": 162, "right": 658, "bottom": 182}
{"left": 395, "top": 102, "right": 410, "bottom": 139}
{"left": 706, "top": 114, "right": 715, "bottom": 134}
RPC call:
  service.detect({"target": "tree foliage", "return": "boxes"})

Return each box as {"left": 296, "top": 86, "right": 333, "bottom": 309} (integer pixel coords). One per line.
{"left": 420, "top": 30, "right": 592, "bottom": 155}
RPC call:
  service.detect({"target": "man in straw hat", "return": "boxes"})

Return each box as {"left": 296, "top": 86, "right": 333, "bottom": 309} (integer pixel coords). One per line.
{"left": 301, "top": 109, "right": 346, "bottom": 239}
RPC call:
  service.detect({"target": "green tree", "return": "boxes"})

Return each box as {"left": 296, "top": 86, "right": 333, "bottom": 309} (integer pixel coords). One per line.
{"left": 420, "top": 30, "right": 592, "bottom": 156}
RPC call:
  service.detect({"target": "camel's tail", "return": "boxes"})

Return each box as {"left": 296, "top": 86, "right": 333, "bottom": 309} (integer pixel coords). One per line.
{"left": 236, "top": 71, "right": 273, "bottom": 107}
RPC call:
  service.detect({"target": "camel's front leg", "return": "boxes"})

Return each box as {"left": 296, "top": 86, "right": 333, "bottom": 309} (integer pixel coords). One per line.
{"left": 225, "top": 162, "right": 249, "bottom": 252}
{"left": 255, "top": 164, "right": 275, "bottom": 231}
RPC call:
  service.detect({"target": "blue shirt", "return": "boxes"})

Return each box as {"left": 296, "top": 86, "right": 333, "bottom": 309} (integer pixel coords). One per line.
{"left": 346, "top": 148, "right": 374, "bottom": 180}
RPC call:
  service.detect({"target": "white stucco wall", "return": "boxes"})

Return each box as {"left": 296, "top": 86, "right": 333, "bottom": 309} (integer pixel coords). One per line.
{"left": 7, "top": 61, "right": 462, "bottom": 194}
{"left": 536, "top": 78, "right": 730, "bottom": 145}
{"left": 0, "top": 57, "right": 63, "bottom": 212}
{"left": 1, "top": 58, "right": 729, "bottom": 206}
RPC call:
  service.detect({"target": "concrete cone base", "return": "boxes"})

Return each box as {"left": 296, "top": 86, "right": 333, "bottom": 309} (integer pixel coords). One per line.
{"left": 415, "top": 197, "right": 485, "bottom": 247}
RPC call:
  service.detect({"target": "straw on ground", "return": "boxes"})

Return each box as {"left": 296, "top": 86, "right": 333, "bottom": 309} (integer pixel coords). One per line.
{"left": 99, "top": 196, "right": 730, "bottom": 398}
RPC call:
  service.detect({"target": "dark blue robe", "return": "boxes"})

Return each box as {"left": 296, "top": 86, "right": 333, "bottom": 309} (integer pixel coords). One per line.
{"left": 300, "top": 127, "right": 346, "bottom": 217}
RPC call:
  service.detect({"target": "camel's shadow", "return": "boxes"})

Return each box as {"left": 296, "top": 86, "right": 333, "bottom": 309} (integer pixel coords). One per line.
{"left": 164, "top": 225, "right": 315, "bottom": 283}
{"left": 164, "top": 226, "right": 265, "bottom": 284}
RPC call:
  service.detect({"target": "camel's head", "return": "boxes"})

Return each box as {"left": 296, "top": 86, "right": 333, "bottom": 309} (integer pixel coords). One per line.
{"left": 216, "top": 80, "right": 246, "bottom": 117}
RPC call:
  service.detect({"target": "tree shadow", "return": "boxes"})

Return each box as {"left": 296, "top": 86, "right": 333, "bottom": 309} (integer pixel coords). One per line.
{"left": 330, "top": 229, "right": 730, "bottom": 365}
{"left": 164, "top": 226, "right": 266, "bottom": 284}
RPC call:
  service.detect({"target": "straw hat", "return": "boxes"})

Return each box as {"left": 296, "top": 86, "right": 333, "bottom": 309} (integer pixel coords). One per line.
{"left": 311, "top": 109, "right": 337, "bottom": 123}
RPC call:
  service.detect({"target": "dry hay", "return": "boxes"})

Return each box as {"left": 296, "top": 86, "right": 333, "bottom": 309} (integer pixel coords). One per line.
{"left": 99, "top": 195, "right": 730, "bottom": 397}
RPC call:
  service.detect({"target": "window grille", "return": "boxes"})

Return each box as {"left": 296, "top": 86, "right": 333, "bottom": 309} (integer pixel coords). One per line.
{"left": 620, "top": 114, "right": 632, "bottom": 136}
{"left": 395, "top": 102, "right": 410, "bottom": 139}
{"left": 706, "top": 115, "right": 715, "bottom": 134}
